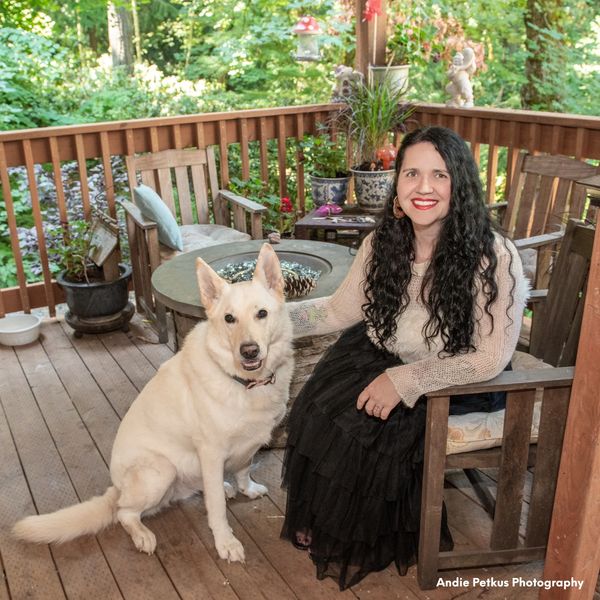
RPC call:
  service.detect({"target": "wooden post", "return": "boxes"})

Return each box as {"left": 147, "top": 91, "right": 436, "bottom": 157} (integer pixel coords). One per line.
{"left": 541, "top": 225, "right": 600, "bottom": 598}
{"left": 355, "top": 0, "right": 369, "bottom": 77}
{"left": 355, "top": 0, "right": 388, "bottom": 78}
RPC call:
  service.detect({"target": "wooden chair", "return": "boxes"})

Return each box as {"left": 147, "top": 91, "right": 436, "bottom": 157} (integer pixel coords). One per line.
{"left": 417, "top": 219, "right": 595, "bottom": 589}
{"left": 120, "top": 147, "right": 267, "bottom": 342}
{"left": 491, "top": 152, "right": 597, "bottom": 288}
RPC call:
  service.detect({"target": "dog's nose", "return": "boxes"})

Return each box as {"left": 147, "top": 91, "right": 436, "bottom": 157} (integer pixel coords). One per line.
{"left": 240, "top": 343, "right": 260, "bottom": 359}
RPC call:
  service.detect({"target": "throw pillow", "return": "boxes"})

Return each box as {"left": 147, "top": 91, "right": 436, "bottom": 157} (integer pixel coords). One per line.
{"left": 133, "top": 184, "right": 183, "bottom": 251}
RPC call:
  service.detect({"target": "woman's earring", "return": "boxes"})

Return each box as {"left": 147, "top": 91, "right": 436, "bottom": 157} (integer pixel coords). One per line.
{"left": 392, "top": 198, "right": 405, "bottom": 219}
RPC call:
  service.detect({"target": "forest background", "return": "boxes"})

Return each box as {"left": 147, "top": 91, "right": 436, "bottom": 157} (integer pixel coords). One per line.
{"left": 0, "top": 0, "right": 598, "bottom": 289}
{"left": 1, "top": 0, "right": 599, "bottom": 131}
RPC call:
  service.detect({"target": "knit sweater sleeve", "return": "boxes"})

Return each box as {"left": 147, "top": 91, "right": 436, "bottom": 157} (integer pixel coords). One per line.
{"left": 385, "top": 239, "right": 529, "bottom": 408}
{"left": 286, "top": 235, "right": 372, "bottom": 338}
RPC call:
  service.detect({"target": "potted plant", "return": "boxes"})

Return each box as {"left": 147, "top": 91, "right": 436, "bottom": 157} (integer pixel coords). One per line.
{"left": 300, "top": 131, "right": 350, "bottom": 207}
{"left": 54, "top": 218, "right": 133, "bottom": 336}
{"left": 337, "top": 77, "right": 414, "bottom": 212}
{"left": 365, "top": 2, "right": 437, "bottom": 90}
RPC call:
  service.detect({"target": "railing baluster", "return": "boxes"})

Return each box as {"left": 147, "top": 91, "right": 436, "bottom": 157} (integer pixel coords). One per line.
{"left": 99, "top": 131, "right": 116, "bottom": 218}
{"left": 218, "top": 120, "right": 229, "bottom": 188}
{"left": 49, "top": 137, "right": 69, "bottom": 227}
{"left": 296, "top": 113, "right": 306, "bottom": 215}
{"left": 551, "top": 125, "right": 562, "bottom": 155}
{"left": 195, "top": 122, "right": 206, "bottom": 149}
{"left": 528, "top": 123, "right": 541, "bottom": 154}
{"left": 75, "top": 134, "right": 91, "bottom": 218}
{"left": 0, "top": 142, "right": 30, "bottom": 314}
{"left": 173, "top": 124, "right": 182, "bottom": 149}
{"left": 469, "top": 117, "right": 481, "bottom": 166}
{"left": 574, "top": 128, "right": 586, "bottom": 160}
{"left": 277, "top": 115, "right": 287, "bottom": 198}
{"left": 22, "top": 140, "right": 56, "bottom": 316}
{"left": 240, "top": 118, "right": 250, "bottom": 181}
{"left": 259, "top": 117, "right": 268, "bottom": 186}
{"left": 486, "top": 120, "right": 499, "bottom": 204}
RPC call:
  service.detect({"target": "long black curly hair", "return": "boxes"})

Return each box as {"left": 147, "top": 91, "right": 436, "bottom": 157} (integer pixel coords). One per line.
{"left": 363, "top": 126, "right": 511, "bottom": 356}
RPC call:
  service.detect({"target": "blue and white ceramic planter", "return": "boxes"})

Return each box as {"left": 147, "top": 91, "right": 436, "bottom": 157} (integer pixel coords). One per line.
{"left": 351, "top": 168, "right": 396, "bottom": 213}
{"left": 310, "top": 175, "right": 350, "bottom": 207}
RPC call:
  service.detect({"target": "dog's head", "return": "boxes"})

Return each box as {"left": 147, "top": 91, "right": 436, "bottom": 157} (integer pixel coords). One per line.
{"left": 195, "top": 244, "right": 291, "bottom": 377}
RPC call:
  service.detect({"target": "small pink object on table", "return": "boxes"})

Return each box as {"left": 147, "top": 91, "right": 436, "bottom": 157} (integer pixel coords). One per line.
{"left": 314, "top": 204, "right": 343, "bottom": 217}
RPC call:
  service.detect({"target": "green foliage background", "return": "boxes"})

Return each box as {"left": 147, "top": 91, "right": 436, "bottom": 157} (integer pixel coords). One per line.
{"left": 1, "top": 0, "right": 598, "bottom": 131}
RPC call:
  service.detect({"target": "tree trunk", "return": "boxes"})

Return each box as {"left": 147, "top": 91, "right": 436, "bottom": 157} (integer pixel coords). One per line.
{"left": 131, "top": 0, "right": 142, "bottom": 62}
{"left": 107, "top": 2, "right": 134, "bottom": 74}
{"left": 521, "top": 0, "right": 565, "bottom": 111}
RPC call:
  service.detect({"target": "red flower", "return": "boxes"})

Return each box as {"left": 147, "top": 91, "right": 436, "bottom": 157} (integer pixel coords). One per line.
{"left": 363, "top": 0, "right": 382, "bottom": 22}
{"left": 280, "top": 197, "right": 294, "bottom": 213}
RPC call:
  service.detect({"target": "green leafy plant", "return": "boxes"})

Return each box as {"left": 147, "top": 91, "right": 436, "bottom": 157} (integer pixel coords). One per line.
{"left": 337, "top": 77, "right": 415, "bottom": 170}
{"left": 300, "top": 131, "right": 348, "bottom": 179}
{"left": 229, "top": 176, "right": 295, "bottom": 234}
{"left": 52, "top": 220, "right": 97, "bottom": 283}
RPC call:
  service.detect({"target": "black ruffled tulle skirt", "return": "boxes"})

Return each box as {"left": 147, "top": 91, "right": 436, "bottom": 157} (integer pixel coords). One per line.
{"left": 281, "top": 322, "right": 507, "bottom": 590}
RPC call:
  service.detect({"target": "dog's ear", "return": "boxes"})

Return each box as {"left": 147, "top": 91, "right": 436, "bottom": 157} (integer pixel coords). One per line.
{"left": 196, "top": 257, "right": 227, "bottom": 312}
{"left": 253, "top": 243, "right": 284, "bottom": 300}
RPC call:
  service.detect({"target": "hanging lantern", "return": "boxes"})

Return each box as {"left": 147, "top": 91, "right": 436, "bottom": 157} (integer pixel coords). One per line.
{"left": 292, "top": 16, "right": 322, "bottom": 61}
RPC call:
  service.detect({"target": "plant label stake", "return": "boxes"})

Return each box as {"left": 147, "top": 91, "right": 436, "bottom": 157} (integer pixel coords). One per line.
{"left": 88, "top": 209, "right": 120, "bottom": 281}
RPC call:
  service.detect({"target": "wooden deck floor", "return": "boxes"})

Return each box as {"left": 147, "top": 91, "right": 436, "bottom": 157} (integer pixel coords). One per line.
{"left": 0, "top": 315, "right": 546, "bottom": 600}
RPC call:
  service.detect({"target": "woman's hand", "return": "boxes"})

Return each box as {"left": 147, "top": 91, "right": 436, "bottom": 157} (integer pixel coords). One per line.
{"left": 356, "top": 373, "right": 401, "bottom": 420}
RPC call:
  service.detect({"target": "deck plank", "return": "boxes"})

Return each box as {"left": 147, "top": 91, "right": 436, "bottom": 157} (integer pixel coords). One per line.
{"left": 180, "top": 497, "right": 296, "bottom": 600}
{"left": 1, "top": 342, "right": 122, "bottom": 600}
{"left": 0, "top": 349, "right": 66, "bottom": 600}
{"left": 227, "top": 494, "right": 349, "bottom": 599}
{"left": 59, "top": 321, "right": 139, "bottom": 419}
{"left": 41, "top": 320, "right": 121, "bottom": 463}
{"left": 98, "top": 329, "right": 159, "bottom": 392}
{"left": 149, "top": 508, "right": 239, "bottom": 600}
{"left": 127, "top": 316, "right": 176, "bottom": 369}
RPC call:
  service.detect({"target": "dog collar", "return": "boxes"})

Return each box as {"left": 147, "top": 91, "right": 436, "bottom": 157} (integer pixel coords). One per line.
{"left": 231, "top": 372, "right": 276, "bottom": 390}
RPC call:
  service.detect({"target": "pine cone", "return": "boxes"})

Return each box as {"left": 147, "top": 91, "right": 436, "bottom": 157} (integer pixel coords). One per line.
{"left": 283, "top": 271, "right": 317, "bottom": 299}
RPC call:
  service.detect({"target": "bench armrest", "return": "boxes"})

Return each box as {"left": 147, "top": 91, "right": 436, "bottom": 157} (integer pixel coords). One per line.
{"left": 488, "top": 201, "right": 508, "bottom": 212}
{"left": 218, "top": 190, "right": 269, "bottom": 214}
{"left": 513, "top": 230, "right": 564, "bottom": 251}
{"left": 118, "top": 199, "right": 158, "bottom": 230}
{"left": 427, "top": 366, "right": 573, "bottom": 398}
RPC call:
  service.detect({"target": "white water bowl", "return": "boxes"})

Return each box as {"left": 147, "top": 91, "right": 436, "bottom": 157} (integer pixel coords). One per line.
{"left": 0, "top": 314, "right": 42, "bottom": 346}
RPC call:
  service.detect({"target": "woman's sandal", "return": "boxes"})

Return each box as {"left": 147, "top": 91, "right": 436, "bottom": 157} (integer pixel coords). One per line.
{"left": 292, "top": 530, "right": 312, "bottom": 551}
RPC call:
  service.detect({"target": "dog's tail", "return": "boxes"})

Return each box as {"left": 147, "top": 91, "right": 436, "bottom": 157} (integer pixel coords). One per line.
{"left": 13, "top": 486, "right": 120, "bottom": 544}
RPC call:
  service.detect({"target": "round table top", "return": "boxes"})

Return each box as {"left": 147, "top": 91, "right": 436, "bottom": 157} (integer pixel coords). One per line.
{"left": 151, "top": 239, "right": 356, "bottom": 318}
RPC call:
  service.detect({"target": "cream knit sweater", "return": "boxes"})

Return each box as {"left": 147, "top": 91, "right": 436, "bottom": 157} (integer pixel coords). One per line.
{"left": 288, "top": 232, "right": 528, "bottom": 408}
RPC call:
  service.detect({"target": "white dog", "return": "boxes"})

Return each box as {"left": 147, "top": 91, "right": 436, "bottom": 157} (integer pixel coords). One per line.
{"left": 14, "top": 244, "right": 293, "bottom": 563}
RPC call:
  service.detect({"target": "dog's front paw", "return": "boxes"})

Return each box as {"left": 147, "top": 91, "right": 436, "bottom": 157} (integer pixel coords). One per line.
{"left": 131, "top": 528, "right": 157, "bottom": 555}
{"left": 224, "top": 481, "right": 236, "bottom": 499}
{"left": 215, "top": 534, "right": 245, "bottom": 563}
{"left": 239, "top": 479, "right": 268, "bottom": 499}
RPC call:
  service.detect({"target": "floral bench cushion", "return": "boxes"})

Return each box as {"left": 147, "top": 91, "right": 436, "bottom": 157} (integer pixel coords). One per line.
{"left": 446, "top": 350, "right": 553, "bottom": 455}
{"left": 159, "top": 224, "right": 251, "bottom": 262}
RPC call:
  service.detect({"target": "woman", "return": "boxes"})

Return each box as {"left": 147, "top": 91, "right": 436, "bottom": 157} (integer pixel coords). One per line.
{"left": 281, "top": 126, "right": 528, "bottom": 589}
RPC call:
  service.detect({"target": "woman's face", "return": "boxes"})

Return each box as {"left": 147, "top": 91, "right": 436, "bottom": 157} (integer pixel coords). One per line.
{"left": 396, "top": 142, "right": 452, "bottom": 237}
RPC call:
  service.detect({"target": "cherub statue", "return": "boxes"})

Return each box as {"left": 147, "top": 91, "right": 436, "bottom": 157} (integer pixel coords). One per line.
{"left": 445, "top": 47, "right": 476, "bottom": 108}
{"left": 331, "top": 65, "right": 364, "bottom": 102}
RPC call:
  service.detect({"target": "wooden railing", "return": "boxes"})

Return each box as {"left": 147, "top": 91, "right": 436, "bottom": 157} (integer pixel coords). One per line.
{"left": 1, "top": 102, "right": 599, "bottom": 316}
